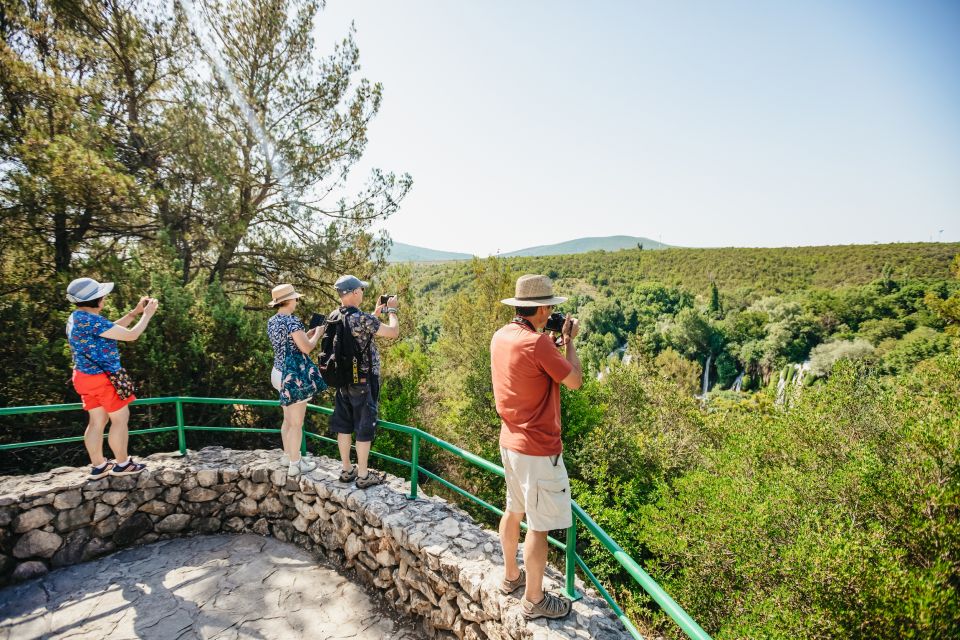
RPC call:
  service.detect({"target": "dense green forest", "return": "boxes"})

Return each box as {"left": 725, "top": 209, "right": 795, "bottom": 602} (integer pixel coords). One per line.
{"left": 381, "top": 245, "right": 960, "bottom": 638}
{"left": 2, "top": 1, "right": 958, "bottom": 638}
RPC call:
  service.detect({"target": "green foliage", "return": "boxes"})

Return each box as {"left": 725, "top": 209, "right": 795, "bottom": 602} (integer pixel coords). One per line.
{"left": 879, "top": 327, "right": 954, "bottom": 374}
{"left": 0, "top": 0, "right": 409, "bottom": 299}
{"left": 636, "top": 357, "right": 960, "bottom": 638}
{"left": 405, "top": 252, "right": 958, "bottom": 638}
{"left": 808, "top": 338, "right": 876, "bottom": 378}
{"left": 416, "top": 243, "right": 960, "bottom": 301}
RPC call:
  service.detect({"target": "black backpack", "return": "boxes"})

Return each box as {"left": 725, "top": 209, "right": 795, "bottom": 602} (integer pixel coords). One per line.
{"left": 317, "top": 307, "right": 371, "bottom": 387}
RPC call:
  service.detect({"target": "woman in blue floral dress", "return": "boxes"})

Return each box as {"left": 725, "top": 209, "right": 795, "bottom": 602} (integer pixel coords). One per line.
{"left": 267, "top": 284, "right": 323, "bottom": 477}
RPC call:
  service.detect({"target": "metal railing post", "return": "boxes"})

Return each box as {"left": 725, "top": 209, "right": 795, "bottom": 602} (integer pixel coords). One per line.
{"left": 175, "top": 399, "right": 187, "bottom": 455}
{"left": 408, "top": 431, "right": 420, "bottom": 500}
{"left": 300, "top": 422, "right": 308, "bottom": 457}
{"left": 564, "top": 516, "right": 581, "bottom": 601}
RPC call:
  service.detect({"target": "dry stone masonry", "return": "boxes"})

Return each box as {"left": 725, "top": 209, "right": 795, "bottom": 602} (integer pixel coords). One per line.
{"left": 0, "top": 447, "right": 629, "bottom": 640}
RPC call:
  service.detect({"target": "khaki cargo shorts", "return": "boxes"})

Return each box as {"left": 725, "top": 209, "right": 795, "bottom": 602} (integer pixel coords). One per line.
{"left": 500, "top": 447, "right": 573, "bottom": 532}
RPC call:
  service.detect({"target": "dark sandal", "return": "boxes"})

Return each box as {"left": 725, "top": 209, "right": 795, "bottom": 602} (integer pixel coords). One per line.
{"left": 499, "top": 568, "right": 526, "bottom": 595}
{"left": 88, "top": 460, "right": 114, "bottom": 480}
{"left": 339, "top": 465, "right": 358, "bottom": 483}
{"left": 356, "top": 470, "right": 385, "bottom": 489}
{"left": 522, "top": 592, "right": 572, "bottom": 620}
{"left": 110, "top": 458, "right": 146, "bottom": 476}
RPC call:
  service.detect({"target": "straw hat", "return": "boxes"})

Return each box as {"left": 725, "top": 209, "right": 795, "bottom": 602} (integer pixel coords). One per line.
{"left": 269, "top": 283, "right": 304, "bottom": 307}
{"left": 500, "top": 274, "right": 568, "bottom": 307}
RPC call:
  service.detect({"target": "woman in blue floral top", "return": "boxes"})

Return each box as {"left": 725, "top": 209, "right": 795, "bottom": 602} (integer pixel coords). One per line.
{"left": 267, "top": 283, "right": 322, "bottom": 477}
{"left": 65, "top": 277, "right": 159, "bottom": 480}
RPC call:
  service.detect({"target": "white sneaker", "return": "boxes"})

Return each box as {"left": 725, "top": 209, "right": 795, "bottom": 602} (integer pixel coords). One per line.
{"left": 287, "top": 457, "right": 317, "bottom": 477}
{"left": 281, "top": 451, "right": 313, "bottom": 466}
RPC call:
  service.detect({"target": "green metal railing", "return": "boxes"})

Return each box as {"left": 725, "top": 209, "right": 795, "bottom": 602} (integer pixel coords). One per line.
{"left": 0, "top": 396, "right": 711, "bottom": 640}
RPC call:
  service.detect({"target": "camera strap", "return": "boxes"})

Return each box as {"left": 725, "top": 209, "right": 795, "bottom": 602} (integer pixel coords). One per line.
{"left": 511, "top": 316, "right": 538, "bottom": 333}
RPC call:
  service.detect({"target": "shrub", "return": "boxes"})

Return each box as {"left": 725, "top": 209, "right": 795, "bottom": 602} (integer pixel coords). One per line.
{"left": 808, "top": 338, "right": 876, "bottom": 378}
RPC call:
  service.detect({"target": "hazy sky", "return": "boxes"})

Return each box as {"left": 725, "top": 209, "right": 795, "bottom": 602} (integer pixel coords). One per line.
{"left": 313, "top": 1, "right": 960, "bottom": 255}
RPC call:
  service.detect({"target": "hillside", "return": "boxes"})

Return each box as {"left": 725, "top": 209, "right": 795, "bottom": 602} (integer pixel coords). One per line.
{"left": 388, "top": 242, "right": 473, "bottom": 262}
{"left": 500, "top": 235, "right": 669, "bottom": 257}
{"left": 414, "top": 242, "right": 960, "bottom": 298}
{"left": 388, "top": 235, "right": 669, "bottom": 262}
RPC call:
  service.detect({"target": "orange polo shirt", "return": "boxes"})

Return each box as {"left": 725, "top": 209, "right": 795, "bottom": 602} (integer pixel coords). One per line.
{"left": 491, "top": 322, "right": 573, "bottom": 456}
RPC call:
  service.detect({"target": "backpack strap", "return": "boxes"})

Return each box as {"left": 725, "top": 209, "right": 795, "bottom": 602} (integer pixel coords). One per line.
{"left": 340, "top": 306, "right": 375, "bottom": 366}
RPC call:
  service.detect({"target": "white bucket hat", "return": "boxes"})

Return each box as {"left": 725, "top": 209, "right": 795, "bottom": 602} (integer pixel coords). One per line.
{"left": 500, "top": 274, "right": 568, "bottom": 307}
{"left": 66, "top": 277, "right": 114, "bottom": 304}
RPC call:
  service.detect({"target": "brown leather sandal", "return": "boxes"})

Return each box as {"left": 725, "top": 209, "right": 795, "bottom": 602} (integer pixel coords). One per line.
{"left": 499, "top": 568, "right": 526, "bottom": 595}
{"left": 356, "top": 469, "right": 385, "bottom": 489}
{"left": 522, "top": 592, "right": 572, "bottom": 620}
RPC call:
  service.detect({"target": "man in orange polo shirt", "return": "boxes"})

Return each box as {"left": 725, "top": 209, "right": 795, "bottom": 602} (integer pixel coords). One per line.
{"left": 491, "top": 274, "right": 582, "bottom": 620}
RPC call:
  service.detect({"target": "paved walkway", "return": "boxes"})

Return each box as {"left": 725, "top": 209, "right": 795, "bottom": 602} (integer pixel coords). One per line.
{"left": 0, "top": 534, "right": 418, "bottom": 640}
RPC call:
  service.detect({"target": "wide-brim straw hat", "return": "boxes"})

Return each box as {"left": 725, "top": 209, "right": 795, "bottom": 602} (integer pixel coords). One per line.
{"left": 269, "top": 283, "right": 304, "bottom": 307}
{"left": 66, "top": 277, "right": 114, "bottom": 303}
{"left": 500, "top": 274, "right": 568, "bottom": 307}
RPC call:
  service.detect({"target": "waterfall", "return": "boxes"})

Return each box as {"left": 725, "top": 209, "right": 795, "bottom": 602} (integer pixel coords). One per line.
{"left": 701, "top": 354, "right": 712, "bottom": 396}
{"left": 731, "top": 371, "right": 745, "bottom": 392}
{"left": 597, "top": 342, "right": 629, "bottom": 380}
{"left": 776, "top": 370, "right": 788, "bottom": 404}
{"left": 776, "top": 362, "right": 811, "bottom": 405}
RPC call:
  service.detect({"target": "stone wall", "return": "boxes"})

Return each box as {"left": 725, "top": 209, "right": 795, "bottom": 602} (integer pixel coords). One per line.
{"left": 0, "top": 447, "right": 630, "bottom": 640}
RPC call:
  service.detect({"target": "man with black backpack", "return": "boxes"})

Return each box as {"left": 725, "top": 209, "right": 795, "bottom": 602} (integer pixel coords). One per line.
{"left": 319, "top": 275, "right": 399, "bottom": 489}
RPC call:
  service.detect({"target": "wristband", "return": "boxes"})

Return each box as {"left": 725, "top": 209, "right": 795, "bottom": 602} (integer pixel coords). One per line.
{"left": 384, "top": 308, "right": 399, "bottom": 315}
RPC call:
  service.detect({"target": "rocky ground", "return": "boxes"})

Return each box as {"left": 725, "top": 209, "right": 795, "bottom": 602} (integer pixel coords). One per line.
{"left": 0, "top": 533, "right": 419, "bottom": 640}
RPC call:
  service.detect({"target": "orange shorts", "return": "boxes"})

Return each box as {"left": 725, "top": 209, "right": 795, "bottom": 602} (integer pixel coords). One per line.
{"left": 72, "top": 370, "right": 135, "bottom": 414}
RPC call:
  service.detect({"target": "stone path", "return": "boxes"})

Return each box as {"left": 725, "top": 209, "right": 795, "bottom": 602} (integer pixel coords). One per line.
{"left": 0, "top": 534, "right": 418, "bottom": 640}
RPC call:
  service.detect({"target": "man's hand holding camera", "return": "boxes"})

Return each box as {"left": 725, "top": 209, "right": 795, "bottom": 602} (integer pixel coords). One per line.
{"left": 561, "top": 315, "right": 579, "bottom": 346}
{"left": 375, "top": 295, "right": 399, "bottom": 316}
{"left": 543, "top": 311, "right": 579, "bottom": 347}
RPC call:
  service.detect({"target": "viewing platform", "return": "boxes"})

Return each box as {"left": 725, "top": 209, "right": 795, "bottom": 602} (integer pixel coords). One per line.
{"left": 0, "top": 448, "right": 630, "bottom": 640}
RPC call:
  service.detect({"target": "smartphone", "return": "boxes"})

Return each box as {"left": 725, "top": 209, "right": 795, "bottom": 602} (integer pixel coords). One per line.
{"left": 308, "top": 313, "right": 326, "bottom": 329}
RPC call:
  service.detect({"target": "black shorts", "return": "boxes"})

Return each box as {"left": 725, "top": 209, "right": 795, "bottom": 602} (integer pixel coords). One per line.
{"left": 329, "top": 376, "right": 380, "bottom": 442}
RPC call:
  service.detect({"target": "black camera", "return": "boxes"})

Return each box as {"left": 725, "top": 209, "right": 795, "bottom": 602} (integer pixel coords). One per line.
{"left": 378, "top": 294, "right": 394, "bottom": 306}
{"left": 308, "top": 313, "right": 326, "bottom": 329}
{"left": 544, "top": 312, "right": 566, "bottom": 333}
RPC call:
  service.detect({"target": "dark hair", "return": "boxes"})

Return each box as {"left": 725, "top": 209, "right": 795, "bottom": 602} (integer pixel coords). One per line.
{"left": 76, "top": 297, "right": 103, "bottom": 309}
{"left": 515, "top": 306, "right": 539, "bottom": 317}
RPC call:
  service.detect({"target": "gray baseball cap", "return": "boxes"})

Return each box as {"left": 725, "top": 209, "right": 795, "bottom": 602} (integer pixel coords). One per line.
{"left": 334, "top": 275, "right": 369, "bottom": 294}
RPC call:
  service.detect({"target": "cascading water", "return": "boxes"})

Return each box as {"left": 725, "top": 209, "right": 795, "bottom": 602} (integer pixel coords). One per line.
{"left": 701, "top": 354, "right": 712, "bottom": 396}
{"left": 776, "top": 362, "right": 811, "bottom": 405}
{"left": 730, "top": 371, "right": 745, "bottom": 392}
{"left": 596, "top": 342, "right": 629, "bottom": 380}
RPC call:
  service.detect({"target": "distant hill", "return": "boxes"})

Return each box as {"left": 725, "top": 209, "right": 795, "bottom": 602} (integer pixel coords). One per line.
{"left": 388, "top": 242, "right": 473, "bottom": 263}
{"left": 388, "top": 235, "right": 668, "bottom": 262}
{"left": 414, "top": 242, "right": 960, "bottom": 298}
{"left": 500, "top": 235, "right": 669, "bottom": 257}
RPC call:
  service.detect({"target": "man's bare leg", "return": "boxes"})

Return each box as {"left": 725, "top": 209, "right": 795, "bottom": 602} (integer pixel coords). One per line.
{"left": 522, "top": 529, "right": 549, "bottom": 603}
{"left": 356, "top": 439, "right": 373, "bottom": 477}
{"left": 500, "top": 511, "right": 524, "bottom": 582}
{"left": 337, "top": 433, "right": 353, "bottom": 471}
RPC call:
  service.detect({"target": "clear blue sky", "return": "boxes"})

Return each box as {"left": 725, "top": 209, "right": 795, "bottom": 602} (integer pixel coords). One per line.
{"left": 313, "top": 1, "right": 960, "bottom": 255}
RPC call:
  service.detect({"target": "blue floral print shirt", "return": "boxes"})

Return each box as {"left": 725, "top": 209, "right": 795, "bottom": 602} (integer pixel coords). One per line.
{"left": 66, "top": 310, "right": 121, "bottom": 374}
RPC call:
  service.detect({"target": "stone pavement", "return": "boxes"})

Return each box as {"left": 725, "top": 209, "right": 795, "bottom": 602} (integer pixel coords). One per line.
{"left": 0, "top": 534, "right": 418, "bottom": 640}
